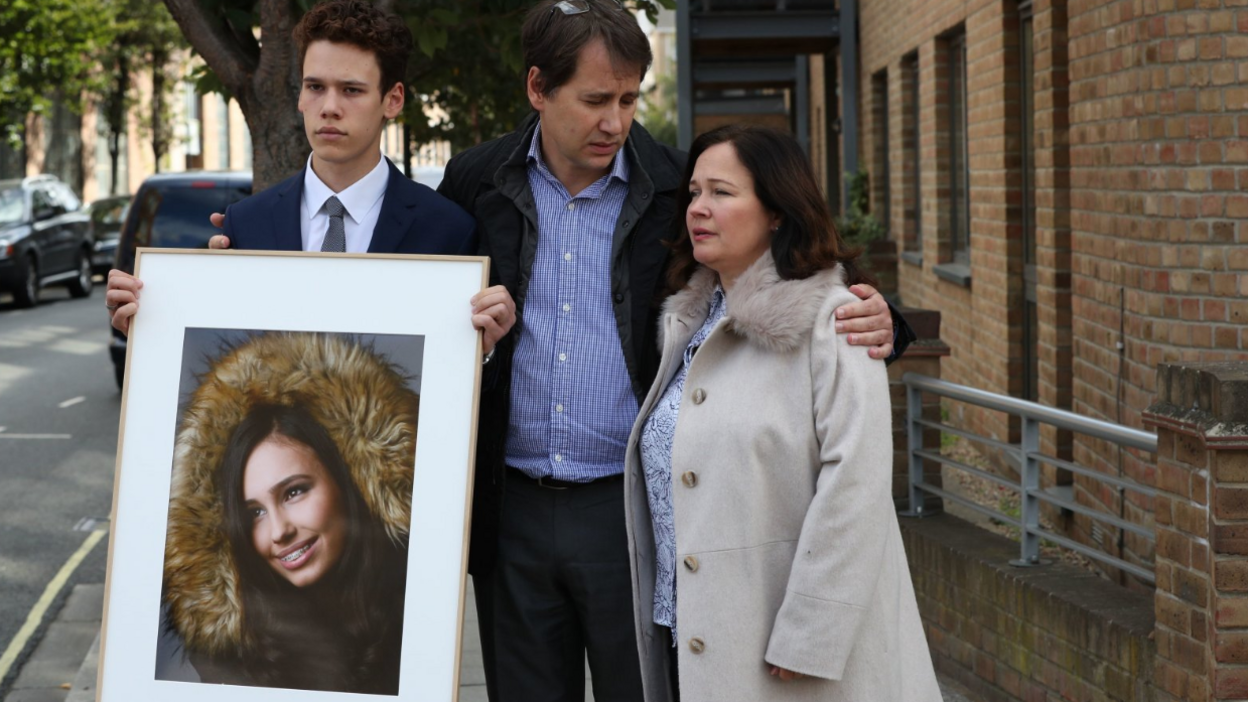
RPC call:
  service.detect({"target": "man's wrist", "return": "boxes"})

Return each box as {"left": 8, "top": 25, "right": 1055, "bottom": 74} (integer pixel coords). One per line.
{"left": 482, "top": 346, "right": 497, "bottom": 365}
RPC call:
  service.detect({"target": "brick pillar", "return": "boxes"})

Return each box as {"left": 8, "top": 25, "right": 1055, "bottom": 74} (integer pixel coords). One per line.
{"left": 889, "top": 307, "right": 951, "bottom": 509}
{"left": 1144, "top": 362, "right": 1248, "bottom": 702}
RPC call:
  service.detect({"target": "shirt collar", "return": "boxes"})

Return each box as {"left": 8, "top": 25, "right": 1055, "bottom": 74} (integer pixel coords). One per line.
{"left": 709, "top": 284, "right": 726, "bottom": 314}
{"left": 302, "top": 153, "right": 390, "bottom": 222}
{"left": 526, "top": 120, "right": 630, "bottom": 195}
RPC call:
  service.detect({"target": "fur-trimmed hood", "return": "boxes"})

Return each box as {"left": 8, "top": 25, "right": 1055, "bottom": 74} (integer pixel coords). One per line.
{"left": 163, "top": 332, "right": 419, "bottom": 656}
{"left": 661, "top": 253, "right": 847, "bottom": 353}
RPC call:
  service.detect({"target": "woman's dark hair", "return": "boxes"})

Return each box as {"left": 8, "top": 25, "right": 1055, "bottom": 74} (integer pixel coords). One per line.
{"left": 217, "top": 403, "right": 406, "bottom": 693}
{"left": 665, "top": 124, "right": 875, "bottom": 294}
{"left": 521, "top": 0, "right": 652, "bottom": 95}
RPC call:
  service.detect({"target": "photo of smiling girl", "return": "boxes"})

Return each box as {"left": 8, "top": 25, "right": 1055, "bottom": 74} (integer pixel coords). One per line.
{"left": 156, "top": 330, "right": 423, "bottom": 694}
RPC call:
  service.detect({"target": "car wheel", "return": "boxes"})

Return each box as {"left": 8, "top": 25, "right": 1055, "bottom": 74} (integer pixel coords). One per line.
{"left": 12, "top": 254, "right": 39, "bottom": 308}
{"left": 67, "top": 248, "right": 93, "bottom": 298}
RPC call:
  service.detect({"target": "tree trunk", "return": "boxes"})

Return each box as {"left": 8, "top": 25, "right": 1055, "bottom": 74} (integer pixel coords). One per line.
{"left": 234, "top": 89, "right": 306, "bottom": 191}
{"left": 162, "top": 0, "right": 308, "bottom": 191}
{"left": 151, "top": 51, "right": 166, "bottom": 173}
{"left": 108, "top": 55, "right": 127, "bottom": 194}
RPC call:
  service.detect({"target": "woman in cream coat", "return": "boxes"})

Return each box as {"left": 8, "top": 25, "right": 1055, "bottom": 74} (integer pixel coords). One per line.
{"left": 624, "top": 125, "right": 941, "bottom": 702}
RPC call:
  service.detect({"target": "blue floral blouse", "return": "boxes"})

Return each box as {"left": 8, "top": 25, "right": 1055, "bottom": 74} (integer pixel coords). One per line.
{"left": 639, "top": 285, "right": 727, "bottom": 639}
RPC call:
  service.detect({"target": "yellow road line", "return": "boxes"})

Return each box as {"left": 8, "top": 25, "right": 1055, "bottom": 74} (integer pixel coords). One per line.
{"left": 0, "top": 529, "right": 106, "bottom": 684}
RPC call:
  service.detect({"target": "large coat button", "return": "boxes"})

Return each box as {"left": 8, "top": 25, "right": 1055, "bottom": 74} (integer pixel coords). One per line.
{"left": 692, "top": 388, "right": 706, "bottom": 404}
{"left": 689, "top": 637, "right": 706, "bottom": 654}
{"left": 683, "top": 556, "right": 699, "bottom": 572}
{"left": 681, "top": 471, "right": 698, "bottom": 488}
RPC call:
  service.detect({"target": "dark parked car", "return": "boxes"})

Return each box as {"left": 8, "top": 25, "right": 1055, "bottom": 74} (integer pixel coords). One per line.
{"left": 86, "top": 193, "right": 132, "bottom": 275}
{"left": 110, "top": 171, "right": 251, "bottom": 388}
{"left": 0, "top": 175, "right": 94, "bottom": 307}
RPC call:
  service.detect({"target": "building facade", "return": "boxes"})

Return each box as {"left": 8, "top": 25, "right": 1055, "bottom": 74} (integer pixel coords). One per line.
{"left": 855, "top": 0, "right": 1248, "bottom": 572}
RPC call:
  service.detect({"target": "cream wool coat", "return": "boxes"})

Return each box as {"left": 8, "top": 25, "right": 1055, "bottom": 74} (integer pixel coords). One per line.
{"left": 624, "top": 254, "right": 941, "bottom": 702}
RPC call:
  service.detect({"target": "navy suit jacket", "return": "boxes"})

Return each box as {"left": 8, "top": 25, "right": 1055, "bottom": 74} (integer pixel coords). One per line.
{"left": 223, "top": 159, "right": 476, "bottom": 255}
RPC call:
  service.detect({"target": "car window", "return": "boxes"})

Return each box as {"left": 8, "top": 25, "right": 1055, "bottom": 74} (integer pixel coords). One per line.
{"left": 31, "top": 187, "right": 58, "bottom": 217}
{"left": 134, "top": 186, "right": 225, "bottom": 249}
{"left": 0, "top": 189, "right": 24, "bottom": 225}
{"left": 91, "top": 199, "right": 128, "bottom": 227}
{"left": 55, "top": 184, "right": 82, "bottom": 212}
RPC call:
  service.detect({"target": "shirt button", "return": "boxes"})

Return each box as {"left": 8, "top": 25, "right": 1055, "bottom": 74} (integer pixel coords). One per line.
{"left": 567, "top": 202, "right": 575, "bottom": 211}
{"left": 683, "top": 555, "right": 699, "bottom": 572}
{"left": 559, "top": 353, "right": 568, "bottom": 362}
{"left": 614, "top": 293, "right": 624, "bottom": 303}
{"left": 555, "top": 454, "right": 563, "bottom": 462}
{"left": 682, "top": 471, "right": 698, "bottom": 488}
{"left": 556, "top": 403, "right": 564, "bottom": 413}
{"left": 689, "top": 637, "right": 706, "bottom": 654}
{"left": 692, "top": 388, "right": 707, "bottom": 405}
{"left": 564, "top": 252, "right": 573, "bottom": 262}
{"left": 563, "top": 303, "right": 571, "bottom": 312}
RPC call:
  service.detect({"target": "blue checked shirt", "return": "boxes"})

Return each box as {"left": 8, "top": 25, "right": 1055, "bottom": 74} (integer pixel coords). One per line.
{"left": 504, "top": 123, "right": 639, "bottom": 481}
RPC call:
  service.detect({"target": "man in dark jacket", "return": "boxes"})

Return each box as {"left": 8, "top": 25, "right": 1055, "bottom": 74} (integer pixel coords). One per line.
{"left": 437, "top": 2, "right": 903, "bottom": 700}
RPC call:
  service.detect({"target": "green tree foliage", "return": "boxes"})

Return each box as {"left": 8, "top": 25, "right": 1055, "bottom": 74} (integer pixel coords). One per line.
{"left": 0, "top": 0, "right": 114, "bottom": 148}
{"left": 834, "top": 168, "right": 885, "bottom": 248}
{"left": 164, "top": 0, "right": 674, "bottom": 188}
{"left": 98, "top": 0, "right": 188, "bottom": 182}
{"left": 636, "top": 64, "right": 677, "bottom": 148}
{"left": 401, "top": 2, "right": 529, "bottom": 152}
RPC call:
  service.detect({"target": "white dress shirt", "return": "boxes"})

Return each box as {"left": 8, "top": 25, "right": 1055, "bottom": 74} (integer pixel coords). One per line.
{"left": 300, "top": 153, "right": 390, "bottom": 253}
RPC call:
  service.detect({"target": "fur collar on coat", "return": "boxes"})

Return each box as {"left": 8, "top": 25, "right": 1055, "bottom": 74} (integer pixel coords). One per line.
{"left": 661, "top": 252, "right": 846, "bottom": 353}
{"left": 163, "top": 332, "right": 419, "bottom": 656}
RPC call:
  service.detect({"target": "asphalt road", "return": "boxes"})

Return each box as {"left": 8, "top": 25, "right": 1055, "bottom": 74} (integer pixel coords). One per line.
{"left": 0, "top": 283, "right": 118, "bottom": 698}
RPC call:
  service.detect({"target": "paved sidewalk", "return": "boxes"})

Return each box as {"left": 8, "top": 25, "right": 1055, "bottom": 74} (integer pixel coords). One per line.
{"left": 13, "top": 582, "right": 970, "bottom": 702}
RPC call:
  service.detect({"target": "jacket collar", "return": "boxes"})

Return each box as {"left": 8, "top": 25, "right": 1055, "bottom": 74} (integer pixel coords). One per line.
{"left": 368, "top": 159, "right": 422, "bottom": 253}
{"left": 662, "top": 253, "right": 845, "bottom": 353}
{"left": 490, "top": 112, "right": 682, "bottom": 197}
{"left": 269, "top": 159, "right": 415, "bottom": 254}
{"left": 272, "top": 171, "right": 304, "bottom": 252}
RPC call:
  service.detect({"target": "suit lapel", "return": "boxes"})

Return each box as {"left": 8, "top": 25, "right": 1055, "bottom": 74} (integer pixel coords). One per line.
{"left": 273, "top": 170, "right": 304, "bottom": 252}
{"left": 367, "top": 160, "right": 413, "bottom": 254}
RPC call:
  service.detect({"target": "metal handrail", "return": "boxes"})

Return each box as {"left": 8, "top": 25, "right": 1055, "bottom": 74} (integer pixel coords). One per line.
{"left": 903, "top": 374, "right": 1157, "bottom": 452}
{"left": 901, "top": 372, "right": 1158, "bottom": 584}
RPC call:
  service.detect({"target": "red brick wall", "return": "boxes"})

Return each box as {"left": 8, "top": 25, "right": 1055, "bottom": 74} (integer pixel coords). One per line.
{"left": 1064, "top": 0, "right": 1248, "bottom": 575}
{"left": 902, "top": 513, "right": 1156, "bottom": 701}
{"left": 856, "top": 0, "right": 1248, "bottom": 577}
{"left": 1032, "top": 0, "right": 1076, "bottom": 477}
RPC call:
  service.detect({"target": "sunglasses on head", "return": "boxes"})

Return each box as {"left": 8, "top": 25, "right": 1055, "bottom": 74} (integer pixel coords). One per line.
{"left": 547, "top": 0, "right": 625, "bottom": 22}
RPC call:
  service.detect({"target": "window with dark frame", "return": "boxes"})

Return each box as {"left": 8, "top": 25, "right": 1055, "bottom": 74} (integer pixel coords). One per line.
{"left": 1020, "top": 1, "right": 1038, "bottom": 401}
{"left": 949, "top": 31, "right": 969, "bottom": 265}
{"left": 904, "top": 53, "right": 921, "bottom": 254}
{"left": 871, "top": 70, "right": 891, "bottom": 240}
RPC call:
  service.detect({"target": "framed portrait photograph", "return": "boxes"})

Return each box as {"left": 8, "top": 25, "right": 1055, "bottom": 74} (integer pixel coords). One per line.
{"left": 99, "top": 249, "right": 488, "bottom": 701}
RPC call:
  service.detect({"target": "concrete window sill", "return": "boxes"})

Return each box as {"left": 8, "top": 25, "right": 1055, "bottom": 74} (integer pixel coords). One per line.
{"left": 933, "top": 262, "right": 972, "bottom": 288}
{"left": 900, "top": 251, "right": 923, "bottom": 267}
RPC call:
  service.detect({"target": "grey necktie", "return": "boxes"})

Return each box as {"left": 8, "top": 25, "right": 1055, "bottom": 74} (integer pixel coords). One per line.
{"left": 320, "top": 196, "right": 346, "bottom": 253}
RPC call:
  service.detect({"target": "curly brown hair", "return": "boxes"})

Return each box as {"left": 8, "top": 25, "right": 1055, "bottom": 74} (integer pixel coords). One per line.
{"left": 666, "top": 124, "right": 874, "bottom": 294}
{"left": 293, "top": 0, "right": 412, "bottom": 96}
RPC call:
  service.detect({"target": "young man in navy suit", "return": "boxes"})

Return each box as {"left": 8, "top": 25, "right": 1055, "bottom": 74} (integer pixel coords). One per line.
{"left": 107, "top": 0, "right": 515, "bottom": 350}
